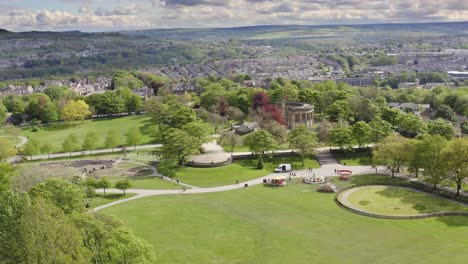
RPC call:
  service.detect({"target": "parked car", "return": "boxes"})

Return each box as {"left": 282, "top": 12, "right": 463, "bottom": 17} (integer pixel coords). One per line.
{"left": 274, "top": 164, "right": 291, "bottom": 173}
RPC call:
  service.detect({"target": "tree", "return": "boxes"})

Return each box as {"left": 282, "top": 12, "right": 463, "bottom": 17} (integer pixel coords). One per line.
{"left": 39, "top": 103, "right": 59, "bottom": 124}
{"left": 117, "top": 87, "right": 143, "bottom": 114}
{"left": 162, "top": 129, "right": 200, "bottom": 166}
{"left": 352, "top": 121, "right": 372, "bottom": 147}
{"left": 207, "top": 113, "right": 227, "bottom": 133}
{"left": 19, "top": 198, "right": 90, "bottom": 263}
{"left": 329, "top": 125, "right": 354, "bottom": 150}
{"left": 22, "top": 138, "right": 40, "bottom": 160}
{"left": 62, "top": 133, "right": 80, "bottom": 158}
{"left": 40, "top": 141, "right": 52, "bottom": 159}
{"left": 381, "top": 107, "right": 401, "bottom": 127}
{"left": 126, "top": 127, "right": 142, "bottom": 150}
{"left": 288, "top": 126, "right": 318, "bottom": 166}
{"left": 0, "top": 101, "right": 7, "bottom": 125}
{"left": 104, "top": 227, "right": 156, "bottom": 263}
{"left": 115, "top": 179, "right": 131, "bottom": 195}
{"left": 0, "top": 138, "right": 17, "bottom": 161}
{"left": 418, "top": 135, "right": 448, "bottom": 190}
{"left": 29, "top": 178, "right": 84, "bottom": 214}
{"left": 434, "top": 104, "right": 456, "bottom": 121}
{"left": 244, "top": 130, "right": 278, "bottom": 160}
{"left": 11, "top": 98, "right": 25, "bottom": 125}
{"left": 444, "top": 138, "right": 468, "bottom": 196}
{"left": 0, "top": 163, "right": 13, "bottom": 193}
{"left": 397, "top": 113, "right": 426, "bottom": 138}
{"left": 182, "top": 122, "right": 211, "bottom": 144}
{"left": 427, "top": 118, "right": 455, "bottom": 140}
{"left": 97, "top": 177, "right": 111, "bottom": 196}
{"left": 144, "top": 98, "right": 170, "bottom": 134}
{"left": 82, "top": 131, "right": 98, "bottom": 155}
{"left": 369, "top": 118, "right": 392, "bottom": 143}
{"left": 105, "top": 130, "right": 121, "bottom": 152}
{"left": 219, "top": 131, "right": 242, "bottom": 153}
{"left": 263, "top": 121, "right": 288, "bottom": 144}
{"left": 372, "top": 135, "right": 410, "bottom": 177}
{"left": 61, "top": 100, "right": 91, "bottom": 125}
{"left": 406, "top": 139, "right": 426, "bottom": 178}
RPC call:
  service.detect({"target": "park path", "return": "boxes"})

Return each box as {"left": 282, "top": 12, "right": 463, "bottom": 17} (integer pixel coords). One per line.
{"left": 92, "top": 164, "right": 381, "bottom": 212}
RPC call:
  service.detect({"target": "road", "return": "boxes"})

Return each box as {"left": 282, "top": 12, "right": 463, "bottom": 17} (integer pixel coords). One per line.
{"left": 93, "top": 164, "right": 382, "bottom": 212}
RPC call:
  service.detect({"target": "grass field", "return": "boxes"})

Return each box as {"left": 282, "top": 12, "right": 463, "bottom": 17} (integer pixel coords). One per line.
{"left": 334, "top": 151, "right": 372, "bottom": 166}
{"left": 20, "top": 116, "right": 156, "bottom": 153}
{"left": 102, "top": 175, "right": 468, "bottom": 264}
{"left": 174, "top": 156, "right": 320, "bottom": 187}
{"left": 345, "top": 186, "right": 468, "bottom": 216}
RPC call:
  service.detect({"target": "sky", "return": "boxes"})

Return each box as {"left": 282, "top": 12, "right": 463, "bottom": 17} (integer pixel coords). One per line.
{"left": 0, "top": 0, "right": 467, "bottom": 32}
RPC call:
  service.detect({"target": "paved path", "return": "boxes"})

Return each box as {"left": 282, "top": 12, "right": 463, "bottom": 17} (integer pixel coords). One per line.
{"left": 93, "top": 164, "right": 382, "bottom": 212}
{"left": 189, "top": 141, "right": 231, "bottom": 164}
{"left": 21, "top": 144, "right": 163, "bottom": 161}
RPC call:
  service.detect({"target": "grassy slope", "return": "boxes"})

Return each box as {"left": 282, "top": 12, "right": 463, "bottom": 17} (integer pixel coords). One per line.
{"left": 174, "top": 156, "right": 320, "bottom": 187}
{"left": 346, "top": 186, "right": 468, "bottom": 215}
{"left": 20, "top": 116, "right": 155, "bottom": 153}
{"left": 333, "top": 151, "right": 372, "bottom": 166}
{"left": 103, "top": 175, "right": 468, "bottom": 264}
{"left": 87, "top": 193, "right": 137, "bottom": 209}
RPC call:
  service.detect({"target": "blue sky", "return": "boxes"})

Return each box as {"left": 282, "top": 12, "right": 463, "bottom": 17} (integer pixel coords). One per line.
{"left": 0, "top": 0, "right": 467, "bottom": 32}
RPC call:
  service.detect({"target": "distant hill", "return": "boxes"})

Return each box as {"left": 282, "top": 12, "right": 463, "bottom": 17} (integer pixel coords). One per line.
{"left": 120, "top": 21, "right": 468, "bottom": 41}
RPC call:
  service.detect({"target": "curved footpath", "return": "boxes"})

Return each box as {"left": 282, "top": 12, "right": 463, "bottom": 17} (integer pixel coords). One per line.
{"left": 0, "top": 135, "right": 28, "bottom": 148}
{"left": 93, "top": 164, "right": 380, "bottom": 212}
{"left": 337, "top": 185, "right": 468, "bottom": 219}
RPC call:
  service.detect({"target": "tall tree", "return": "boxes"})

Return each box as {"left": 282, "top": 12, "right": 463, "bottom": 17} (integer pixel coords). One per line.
{"left": 82, "top": 131, "right": 98, "bottom": 155}
{"left": 427, "top": 118, "right": 455, "bottom": 140}
{"left": 444, "top": 138, "right": 468, "bottom": 196}
{"left": 97, "top": 177, "right": 111, "bottom": 196}
{"left": 418, "top": 135, "right": 448, "bottom": 190}
{"left": 219, "top": 131, "right": 242, "bottom": 153}
{"left": 162, "top": 128, "right": 200, "bottom": 166}
{"left": 105, "top": 130, "right": 121, "bottom": 152}
{"left": 115, "top": 179, "right": 132, "bottom": 195}
{"left": 22, "top": 138, "right": 40, "bottom": 160}
{"left": 352, "top": 121, "right": 372, "bottom": 147}
{"left": 397, "top": 113, "right": 426, "bottom": 138}
{"left": 62, "top": 133, "right": 80, "bottom": 158}
{"left": 61, "top": 100, "right": 91, "bottom": 125}
{"left": 0, "top": 138, "right": 17, "bottom": 161}
{"left": 126, "top": 128, "right": 143, "bottom": 150}
{"left": 372, "top": 135, "right": 410, "bottom": 177}
{"left": 369, "top": 118, "right": 392, "bottom": 143}
{"left": 40, "top": 142, "right": 53, "bottom": 159}
{"left": 0, "top": 101, "right": 7, "bottom": 125}
{"left": 244, "top": 130, "right": 278, "bottom": 160}
{"left": 288, "top": 126, "right": 318, "bottom": 166}
{"left": 29, "top": 178, "right": 84, "bottom": 214}
{"left": 329, "top": 125, "right": 354, "bottom": 150}
{"left": 182, "top": 122, "right": 211, "bottom": 144}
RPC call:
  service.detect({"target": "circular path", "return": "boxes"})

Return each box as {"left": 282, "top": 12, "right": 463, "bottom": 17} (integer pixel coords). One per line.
{"left": 337, "top": 185, "right": 468, "bottom": 219}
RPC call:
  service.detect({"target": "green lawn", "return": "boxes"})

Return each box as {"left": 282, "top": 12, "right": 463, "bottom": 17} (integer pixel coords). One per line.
{"left": 221, "top": 142, "right": 291, "bottom": 153}
{"left": 103, "top": 175, "right": 468, "bottom": 264}
{"left": 345, "top": 186, "right": 468, "bottom": 216}
{"left": 20, "top": 116, "right": 156, "bottom": 154}
{"left": 127, "top": 176, "right": 184, "bottom": 190}
{"left": 87, "top": 193, "right": 137, "bottom": 209}
{"left": 334, "top": 151, "right": 372, "bottom": 166}
{"left": 173, "top": 156, "right": 320, "bottom": 187}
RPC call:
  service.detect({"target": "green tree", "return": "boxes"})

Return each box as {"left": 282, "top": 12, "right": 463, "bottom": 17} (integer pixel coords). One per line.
{"left": 444, "top": 138, "right": 468, "bottom": 196}
{"left": 427, "top": 118, "right": 455, "bottom": 140}
{"left": 0, "top": 163, "right": 13, "bottom": 193}
{"left": 372, "top": 135, "right": 410, "bottom": 177}
{"left": 0, "top": 138, "right": 17, "bottom": 161}
{"left": 219, "top": 131, "right": 242, "bottom": 153}
{"left": 162, "top": 128, "right": 200, "bottom": 166}
{"left": 182, "top": 122, "right": 211, "bottom": 144}
{"left": 22, "top": 138, "right": 40, "bottom": 160}
{"left": 0, "top": 101, "right": 7, "bottom": 125}
{"left": 62, "top": 133, "right": 80, "bottom": 158}
{"left": 244, "top": 130, "right": 278, "bottom": 164}
{"left": 40, "top": 142, "right": 53, "bottom": 159}
{"left": 29, "top": 178, "right": 84, "bottom": 214}
{"left": 126, "top": 127, "right": 143, "bottom": 150}
{"left": 419, "top": 135, "right": 448, "bottom": 190}
{"left": 397, "top": 113, "right": 426, "bottom": 138}
{"left": 369, "top": 118, "right": 392, "bottom": 143}
{"left": 381, "top": 107, "right": 401, "bottom": 127}
{"left": 352, "top": 121, "right": 372, "bottom": 147}
{"left": 117, "top": 87, "right": 143, "bottom": 114}
{"left": 19, "top": 198, "right": 90, "bottom": 263}
{"left": 105, "top": 130, "right": 121, "bottom": 152}
{"left": 288, "top": 125, "right": 318, "bottom": 166}
{"left": 406, "top": 139, "right": 426, "bottom": 178}
{"left": 97, "top": 177, "right": 111, "bottom": 196}
{"left": 144, "top": 98, "right": 170, "bottom": 135}
{"left": 104, "top": 227, "right": 157, "bottom": 263}
{"left": 82, "top": 131, "right": 98, "bottom": 155}
{"left": 61, "top": 100, "right": 91, "bottom": 125}
{"left": 329, "top": 125, "right": 354, "bottom": 150}
{"left": 115, "top": 179, "right": 131, "bottom": 195}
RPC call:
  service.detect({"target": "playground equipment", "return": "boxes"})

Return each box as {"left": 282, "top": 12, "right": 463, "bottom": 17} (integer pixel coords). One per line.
{"left": 317, "top": 183, "right": 337, "bottom": 193}
{"left": 265, "top": 177, "right": 287, "bottom": 186}
{"left": 337, "top": 169, "right": 352, "bottom": 180}
{"left": 304, "top": 172, "right": 325, "bottom": 184}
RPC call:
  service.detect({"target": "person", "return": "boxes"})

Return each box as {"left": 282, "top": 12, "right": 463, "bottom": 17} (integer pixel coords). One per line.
{"left": 236, "top": 180, "right": 239, "bottom": 184}
{"left": 176, "top": 179, "right": 180, "bottom": 184}
{"left": 309, "top": 167, "right": 311, "bottom": 171}
{"left": 183, "top": 186, "right": 186, "bottom": 191}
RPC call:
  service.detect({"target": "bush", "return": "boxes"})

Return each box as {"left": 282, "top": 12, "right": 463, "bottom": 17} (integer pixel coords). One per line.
{"left": 157, "top": 160, "right": 178, "bottom": 178}
{"left": 256, "top": 156, "right": 264, "bottom": 170}
{"left": 31, "top": 126, "right": 40, "bottom": 132}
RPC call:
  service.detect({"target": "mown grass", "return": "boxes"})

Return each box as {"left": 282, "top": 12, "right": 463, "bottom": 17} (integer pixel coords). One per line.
{"left": 103, "top": 174, "right": 468, "bottom": 264}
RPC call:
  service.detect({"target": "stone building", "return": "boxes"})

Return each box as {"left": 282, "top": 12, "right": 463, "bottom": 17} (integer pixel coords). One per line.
{"left": 281, "top": 102, "right": 314, "bottom": 130}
